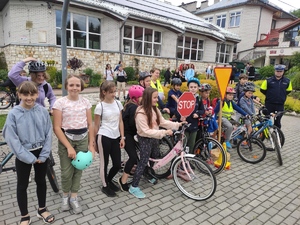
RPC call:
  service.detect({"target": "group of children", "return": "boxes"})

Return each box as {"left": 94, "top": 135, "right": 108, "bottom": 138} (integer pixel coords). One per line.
{"left": 2, "top": 58, "right": 259, "bottom": 224}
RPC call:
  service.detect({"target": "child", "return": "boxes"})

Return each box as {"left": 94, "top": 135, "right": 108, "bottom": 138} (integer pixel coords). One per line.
{"left": 118, "top": 85, "right": 144, "bottom": 191}
{"left": 166, "top": 78, "right": 182, "bottom": 118}
{"left": 104, "top": 64, "right": 114, "bottom": 81}
{"left": 115, "top": 66, "right": 127, "bottom": 100}
{"left": 3, "top": 81, "right": 54, "bottom": 225}
{"left": 94, "top": 81, "right": 125, "bottom": 197}
{"left": 52, "top": 74, "right": 95, "bottom": 214}
{"left": 138, "top": 71, "right": 151, "bottom": 88}
{"left": 176, "top": 78, "right": 205, "bottom": 152}
{"left": 234, "top": 73, "right": 248, "bottom": 103}
{"left": 129, "top": 87, "right": 183, "bottom": 198}
{"left": 214, "top": 87, "right": 248, "bottom": 149}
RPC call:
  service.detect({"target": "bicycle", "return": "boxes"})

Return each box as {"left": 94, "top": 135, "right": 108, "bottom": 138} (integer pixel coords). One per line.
{"left": 144, "top": 123, "right": 217, "bottom": 201}
{"left": 0, "top": 88, "right": 17, "bottom": 109}
{"left": 0, "top": 139, "right": 60, "bottom": 193}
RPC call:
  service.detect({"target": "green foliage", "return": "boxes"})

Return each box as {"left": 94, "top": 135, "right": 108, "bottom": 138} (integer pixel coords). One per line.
{"left": 67, "top": 57, "right": 83, "bottom": 72}
{"left": 0, "top": 52, "right": 7, "bottom": 70}
{"left": 0, "top": 69, "right": 8, "bottom": 81}
{"left": 289, "top": 52, "right": 300, "bottom": 68}
{"left": 291, "top": 72, "right": 300, "bottom": 91}
{"left": 83, "top": 67, "right": 101, "bottom": 87}
{"left": 124, "top": 67, "right": 135, "bottom": 81}
{"left": 83, "top": 68, "right": 93, "bottom": 76}
{"left": 259, "top": 65, "right": 274, "bottom": 79}
{"left": 127, "top": 80, "right": 138, "bottom": 85}
{"left": 46, "top": 66, "right": 57, "bottom": 84}
{"left": 160, "top": 69, "right": 167, "bottom": 81}
{"left": 45, "top": 60, "right": 56, "bottom": 66}
{"left": 55, "top": 70, "right": 63, "bottom": 85}
{"left": 290, "top": 9, "right": 300, "bottom": 18}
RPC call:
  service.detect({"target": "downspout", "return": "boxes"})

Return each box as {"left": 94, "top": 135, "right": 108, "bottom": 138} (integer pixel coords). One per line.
{"left": 119, "top": 14, "right": 130, "bottom": 63}
{"left": 176, "top": 31, "right": 185, "bottom": 68}
{"left": 256, "top": 6, "right": 263, "bottom": 43}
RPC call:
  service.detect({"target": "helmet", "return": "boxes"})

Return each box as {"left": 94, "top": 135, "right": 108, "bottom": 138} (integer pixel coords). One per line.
{"left": 28, "top": 61, "right": 46, "bottom": 72}
{"left": 187, "top": 77, "right": 200, "bottom": 87}
{"left": 171, "top": 78, "right": 182, "bottom": 86}
{"left": 128, "top": 85, "right": 144, "bottom": 100}
{"left": 243, "top": 82, "right": 255, "bottom": 92}
{"left": 138, "top": 71, "right": 151, "bottom": 81}
{"left": 226, "top": 87, "right": 236, "bottom": 94}
{"left": 199, "top": 83, "right": 212, "bottom": 92}
{"left": 274, "top": 64, "right": 286, "bottom": 71}
{"left": 71, "top": 151, "right": 93, "bottom": 170}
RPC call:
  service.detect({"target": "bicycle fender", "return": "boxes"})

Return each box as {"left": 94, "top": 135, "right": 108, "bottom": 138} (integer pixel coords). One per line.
{"left": 170, "top": 154, "right": 196, "bottom": 174}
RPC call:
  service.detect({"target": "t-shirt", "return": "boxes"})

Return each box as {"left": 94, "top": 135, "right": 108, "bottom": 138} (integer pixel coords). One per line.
{"left": 53, "top": 96, "right": 92, "bottom": 130}
{"left": 94, "top": 100, "right": 123, "bottom": 139}
{"left": 105, "top": 69, "right": 114, "bottom": 81}
{"left": 166, "top": 89, "right": 182, "bottom": 109}
{"left": 116, "top": 70, "right": 126, "bottom": 82}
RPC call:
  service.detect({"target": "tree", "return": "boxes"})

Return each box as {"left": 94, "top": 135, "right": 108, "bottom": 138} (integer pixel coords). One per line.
{"left": 289, "top": 52, "right": 300, "bottom": 68}
{"left": 290, "top": 9, "right": 300, "bottom": 18}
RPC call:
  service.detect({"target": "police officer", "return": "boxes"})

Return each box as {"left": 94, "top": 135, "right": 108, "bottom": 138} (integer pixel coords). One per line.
{"left": 260, "top": 64, "right": 293, "bottom": 128}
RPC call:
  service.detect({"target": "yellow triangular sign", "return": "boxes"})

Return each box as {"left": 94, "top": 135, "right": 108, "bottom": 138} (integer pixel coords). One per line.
{"left": 214, "top": 67, "right": 232, "bottom": 100}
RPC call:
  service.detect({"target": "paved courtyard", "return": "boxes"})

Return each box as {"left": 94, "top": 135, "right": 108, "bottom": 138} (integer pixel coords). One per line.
{"left": 0, "top": 113, "right": 300, "bottom": 225}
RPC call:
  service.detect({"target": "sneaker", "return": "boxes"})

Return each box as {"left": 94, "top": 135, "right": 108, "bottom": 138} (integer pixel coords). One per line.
{"left": 225, "top": 141, "right": 232, "bottom": 149}
{"left": 69, "top": 197, "right": 82, "bottom": 214}
{"left": 61, "top": 196, "right": 70, "bottom": 211}
{"left": 129, "top": 186, "right": 146, "bottom": 199}
{"left": 118, "top": 177, "right": 129, "bottom": 192}
{"left": 102, "top": 186, "right": 116, "bottom": 197}
{"left": 108, "top": 181, "right": 120, "bottom": 192}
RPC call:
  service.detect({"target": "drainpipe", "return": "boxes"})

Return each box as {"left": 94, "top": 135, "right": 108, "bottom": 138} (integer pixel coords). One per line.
{"left": 176, "top": 31, "right": 185, "bottom": 68}
{"left": 119, "top": 14, "right": 130, "bottom": 63}
{"left": 256, "top": 6, "right": 263, "bottom": 43}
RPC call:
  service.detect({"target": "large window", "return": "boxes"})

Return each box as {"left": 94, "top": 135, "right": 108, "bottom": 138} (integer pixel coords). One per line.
{"left": 283, "top": 25, "right": 300, "bottom": 47}
{"left": 229, "top": 12, "right": 241, "bottom": 27}
{"left": 177, "top": 36, "right": 204, "bottom": 61}
{"left": 215, "top": 43, "right": 231, "bottom": 63}
{"left": 123, "top": 25, "right": 162, "bottom": 56}
{"left": 56, "top": 10, "right": 101, "bottom": 49}
{"left": 216, "top": 14, "right": 226, "bottom": 28}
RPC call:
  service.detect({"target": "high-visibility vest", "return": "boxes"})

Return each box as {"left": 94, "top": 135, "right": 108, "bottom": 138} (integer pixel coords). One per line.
{"left": 222, "top": 101, "right": 234, "bottom": 119}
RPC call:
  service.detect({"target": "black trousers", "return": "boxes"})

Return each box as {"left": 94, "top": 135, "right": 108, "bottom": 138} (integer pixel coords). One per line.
{"left": 265, "top": 102, "right": 284, "bottom": 128}
{"left": 124, "top": 134, "right": 138, "bottom": 174}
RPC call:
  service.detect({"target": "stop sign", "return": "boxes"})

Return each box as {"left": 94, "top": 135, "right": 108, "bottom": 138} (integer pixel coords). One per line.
{"left": 177, "top": 92, "right": 196, "bottom": 117}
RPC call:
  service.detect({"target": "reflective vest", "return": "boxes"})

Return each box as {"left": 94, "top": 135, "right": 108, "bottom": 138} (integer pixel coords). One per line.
{"left": 222, "top": 101, "right": 234, "bottom": 119}
{"left": 151, "top": 79, "right": 164, "bottom": 100}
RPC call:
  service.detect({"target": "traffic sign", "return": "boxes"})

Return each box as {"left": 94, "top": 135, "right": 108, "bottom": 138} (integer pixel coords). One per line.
{"left": 214, "top": 67, "right": 232, "bottom": 100}
{"left": 177, "top": 92, "right": 196, "bottom": 117}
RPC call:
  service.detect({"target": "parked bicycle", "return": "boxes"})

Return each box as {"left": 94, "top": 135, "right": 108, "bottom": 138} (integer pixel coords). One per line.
{"left": 0, "top": 88, "right": 17, "bottom": 109}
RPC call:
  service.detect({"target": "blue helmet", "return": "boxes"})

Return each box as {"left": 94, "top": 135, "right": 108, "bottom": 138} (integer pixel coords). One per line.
{"left": 187, "top": 77, "right": 200, "bottom": 87}
{"left": 71, "top": 151, "right": 93, "bottom": 170}
{"left": 274, "top": 64, "right": 286, "bottom": 71}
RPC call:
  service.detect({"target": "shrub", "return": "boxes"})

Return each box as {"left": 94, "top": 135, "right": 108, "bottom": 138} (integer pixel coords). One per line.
{"left": 83, "top": 67, "right": 101, "bottom": 87}
{"left": 55, "top": 70, "right": 63, "bottom": 85}
{"left": 0, "top": 69, "right": 8, "bottom": 81}
{"left": 84, "top": 68, "right": 94, "bottom": 76}
{"left": 124, "top": 67, "right": 135, "bottom": 81}
{"left": 259, "top": 65, "right": 274, "bottom": 79}
{"left": 0, "top": 52, "right": 7, "bottom": 70}
{"left": 46, "top": 66, "right": 57, "bottom": 84}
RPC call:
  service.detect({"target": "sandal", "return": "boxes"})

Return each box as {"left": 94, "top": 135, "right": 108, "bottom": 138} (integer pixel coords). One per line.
{"left": 20, "top": 216, "right": 31, "bottom": 225}
{"left": 37, "top": 207, "right": 55, "bottom": 224}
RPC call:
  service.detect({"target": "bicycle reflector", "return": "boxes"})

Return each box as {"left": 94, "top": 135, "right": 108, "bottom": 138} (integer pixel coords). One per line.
{"left": 71, "top": 151, "right": 93, "bottom": 170}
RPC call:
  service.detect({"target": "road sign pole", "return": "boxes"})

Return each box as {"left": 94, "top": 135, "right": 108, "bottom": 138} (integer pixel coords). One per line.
{"left": 218, "top": 100, "right": 223, "bottom": 142}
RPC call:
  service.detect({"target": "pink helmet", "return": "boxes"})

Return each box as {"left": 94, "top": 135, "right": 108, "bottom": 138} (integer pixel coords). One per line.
{"left": 129, "top": 85, "right": 144, "bottom": 101}
{"left": 226, "top": 87, "right": 236, "bottom": 94}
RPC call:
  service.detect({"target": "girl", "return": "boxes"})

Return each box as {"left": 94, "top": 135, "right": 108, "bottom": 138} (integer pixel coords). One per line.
{"left": 94, "top": 81, "right": 125, "bottom": 197}
{"left": 104, "top": 64, "right": 114, "bottom": 81}
{"left": 8, "top": 57, "right": 56, "bottom": 113}
{"left": 52, "top": 74, "right": 95, "bottom": 214}
{"left": 118, "top": 85, "right": 144, "bottom": 191}
{"left": 3, "top": 81, "right": 54, "bottom": 225}
{"left": 129, "top": 87, "right": 183, "bottom": 199}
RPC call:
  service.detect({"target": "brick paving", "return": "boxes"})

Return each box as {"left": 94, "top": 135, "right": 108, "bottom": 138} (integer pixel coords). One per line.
{"left": 0, "top": 109, "right": 300, "bottom": 224}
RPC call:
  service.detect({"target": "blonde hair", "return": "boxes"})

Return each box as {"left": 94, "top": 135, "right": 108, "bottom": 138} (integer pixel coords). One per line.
{"left": 64, "top": 74, "right": 85, "bottom": 91}
{"left": 99, "top": 81, "right": 115, "bottom": 101}
{"left": 29, "top": 71, "right": 50, "bottom": 82}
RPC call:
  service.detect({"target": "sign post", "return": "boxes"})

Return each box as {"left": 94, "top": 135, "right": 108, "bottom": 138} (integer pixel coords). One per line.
{"left": 177, "top": 92, "right": 196, "bottom": 117}
{"left": 213, "top": 67, "right": 232, "bottom": 142}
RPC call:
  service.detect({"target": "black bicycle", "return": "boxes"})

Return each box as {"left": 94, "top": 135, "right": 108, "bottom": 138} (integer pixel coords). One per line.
{"left": 0, "top": 89, "right": 17, "bottom": 109}
{"left": 0, "top": 141, "right": 59, "bottom": 193}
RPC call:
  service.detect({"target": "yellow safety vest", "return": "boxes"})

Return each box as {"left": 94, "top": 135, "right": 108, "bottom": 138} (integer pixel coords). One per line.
{"left": 222, "top": 101, "right": 234, "bottom": 119}
{"left": 151, "top": 80, "right": 164, "bottom": 93}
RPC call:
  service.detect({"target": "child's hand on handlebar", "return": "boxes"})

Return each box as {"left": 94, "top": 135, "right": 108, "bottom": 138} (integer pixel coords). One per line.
{"left": 165, "top": 129, "right": 173, "bottom": 136}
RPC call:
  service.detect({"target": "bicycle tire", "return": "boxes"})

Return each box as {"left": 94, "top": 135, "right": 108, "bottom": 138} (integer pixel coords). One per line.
{"left": 237, "top": 137, "right": 266, "bottom": 164}
{"left": 259, "top": 126, "right": 285, "bottom": 150}
{"left": 151, "top": 136, "right": 173, "bottom": 179}
{"left": 193, "top": 137, "right": 226, "bottom": 175}
{"left": 46, "top": 161, "right": 59, "bottom": 193}
{"left": 0, "top": 91, "right": 12, "bottom": 109}
{"left": 272, "top": 131, "right": 283, "bottom": 166}
{"left": 172, "top": 156, "right": 216, "bottom": 201}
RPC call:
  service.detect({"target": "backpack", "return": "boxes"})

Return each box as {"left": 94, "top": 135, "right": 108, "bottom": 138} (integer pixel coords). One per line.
{"left": 211, "top": 97, "right": 219, "bottom": 109}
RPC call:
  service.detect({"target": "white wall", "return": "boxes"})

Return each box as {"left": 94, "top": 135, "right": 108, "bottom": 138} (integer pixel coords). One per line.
{"left": 0, "top": 12, "right": 3, "bottom": 46}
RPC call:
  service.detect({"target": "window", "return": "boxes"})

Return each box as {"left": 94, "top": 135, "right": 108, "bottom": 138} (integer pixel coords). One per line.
{"left": 215, "top": 43, "right": 231, "bottom": 63}
{"left": 216, "top": 14, "right": 226, "bottom": 28}
{"left": 177, "top": 36, "right": 204, "bottom": 61}
{"left": 123, "top": 25, "right": 162, "bottom": 56}
{"left": 204, "top": 17, "right": 213, "bottom": 23}
{"left": 283, "top": 25, "right": 300, "bottom": 46}
{"left": 229, "top": 12, "right": 241, "bottom": 27}
{"left": 56, "top": 10, "right": 101, "bottom": 49}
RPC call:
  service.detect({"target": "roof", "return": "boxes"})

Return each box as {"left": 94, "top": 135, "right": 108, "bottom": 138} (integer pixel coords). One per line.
{"left": 254, "top": 29, "right": 280, "bottom": 47}
{"left": 278, "top": 18, "right": 300, "bottom": 32}
{"left": 0, "top": 0, "right": 9, "bottom": 11}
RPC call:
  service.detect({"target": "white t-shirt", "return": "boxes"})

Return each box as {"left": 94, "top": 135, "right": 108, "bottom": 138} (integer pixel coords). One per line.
{"left": 53, "top": 96, "right": 92, "bottom": 130}
{"left": 94, "top": 100, "right": 123, "bottom": 139}
{"left": 105, "top": 69, "right": 114, "bottom": 81}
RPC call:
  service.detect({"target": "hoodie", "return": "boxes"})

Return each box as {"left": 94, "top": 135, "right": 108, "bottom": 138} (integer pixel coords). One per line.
{"left": 3, "top": 104, "right": 52, "bottom": 164}
{"left": 8, "top": 61, "right": 56, "bottom": 109}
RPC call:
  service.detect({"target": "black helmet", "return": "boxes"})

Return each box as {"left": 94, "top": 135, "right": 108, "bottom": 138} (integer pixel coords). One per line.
{"left": 138, "top": 71, "right": 151, "bottom": 81}
{"left": 199, "top": 83, "right": 212, "bottom": 92}
{"left": 171, "top": 78, "right": 182, "bottom": 86}
{"left": 243, "top": 82, "right": 255, "bottom": 92}
{"left": 28, "top": 61, "right": 46, "bottom": 72}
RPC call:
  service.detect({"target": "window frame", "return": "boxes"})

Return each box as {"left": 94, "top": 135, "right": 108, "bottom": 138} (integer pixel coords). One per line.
{"left": 204, "top": 17, "right": 213, "bottom": 23}
{"left": 177, "top": 36, "right": 204, "bottom": 61}
{"left": 215, "top": 43, "right": 231, "bottom": 63}
{"left": 216, "top": 14, "right": 226, "bottom": 28}
{"left": 229, "top": 12, "right": 241, "bottom": 28}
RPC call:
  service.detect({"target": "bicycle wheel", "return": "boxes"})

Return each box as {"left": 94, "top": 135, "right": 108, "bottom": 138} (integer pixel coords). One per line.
{"left": 151, "top": 136, "right": 173, "bottom": 179}
{"left": 237, "top": 137, "right": 266, "bottom": 164}
{"left": 46, "top": 160, "right": 59, "bottom": 193}
{"left": 193, "top": 137, "right": 226, "bottom": 175}
{"left": 260, "top": 126, "right": 285, "bottom": 150}
{"left": 0, "top": 91, "right": 12, "bottom": 109}
{"left": 172, "top": 156, "right": 216, "bottom": 201}
{"left": 272, "top": 131, "right": 283, "bottom": 166}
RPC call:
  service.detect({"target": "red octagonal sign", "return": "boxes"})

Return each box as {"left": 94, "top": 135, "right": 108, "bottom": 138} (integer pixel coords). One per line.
{"left": 177, "top": 92, "right": 196, "bottom": 117}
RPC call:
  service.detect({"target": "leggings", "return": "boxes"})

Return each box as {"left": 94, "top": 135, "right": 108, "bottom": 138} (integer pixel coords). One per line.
{"left": 131, "top": 136, "right": 159, "bottom": 187}
{"left": 98, "top": 135, "right": 121, "bottom": 187}
{"left": 124, "top": 134, "right": 138, "bottom": 174}
{"left": 222, "top": 118, "right": 233, "bottom": 141}
{"left": 16, "top": 149, "right": 48, "bottom": 216}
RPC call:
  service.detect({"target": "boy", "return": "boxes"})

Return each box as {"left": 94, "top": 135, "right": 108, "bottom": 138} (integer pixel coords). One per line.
{"left": 234, "top": 74, "right": 249, "bottom": 103}
{"left": 166, "top": 78, "right": 182, "bottom": 118}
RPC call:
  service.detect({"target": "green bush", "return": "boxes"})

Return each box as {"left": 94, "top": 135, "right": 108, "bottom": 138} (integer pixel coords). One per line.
{"left": 83, "top": 68, "right": 94, "bottom": 76}
{"left": 160, "top": 69, "right": 167, "bottom": 81}
{"left": 0, "top": 69, "right": 8, "bottom": 81}
{"left": 0, "top": 52, "right": 7, "bottom": 70}
{"left": 259, "top": 65, "right": 274, "bottom": 79}
{"left": 55, "top": 70, "right": 63, "bottom": 85}
{"left": 83, "top": 67, "right": 101, "bottom": 87}
{"left": 124, "top": 67, "right": 135, "bottom": 81}
{"left": 291, "top": 72, "right": 300, "bottom": 91}
{"left": 46, "top": 66, "right": 57, "bottom": 84}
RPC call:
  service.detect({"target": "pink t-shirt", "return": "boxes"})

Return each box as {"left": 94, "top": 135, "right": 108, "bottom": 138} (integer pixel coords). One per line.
{"left": 53, "top": 96, "right": 92, "bottom": 130}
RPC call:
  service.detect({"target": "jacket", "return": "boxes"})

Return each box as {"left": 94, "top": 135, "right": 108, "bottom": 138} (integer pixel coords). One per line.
{"left": 122, "top": 102, "right": 138, "bottom": 136}
{"left": 3, "top": 104, "right": 52, "bottom": 164}
{"left": 214, "top": 99, "right": 247, "bottom": 119}
{"left": 135, "top": 107, "right": 180, "bottom": 139}
{"left": 239, "top": 96, "right": 255, "bottom": 116}
{"left": 8, "top": 61, "right": 56, "bottom": 109}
